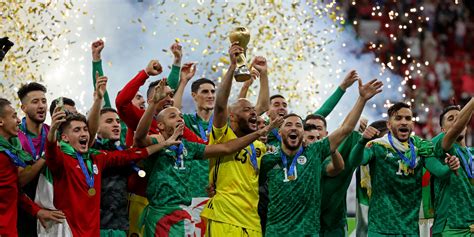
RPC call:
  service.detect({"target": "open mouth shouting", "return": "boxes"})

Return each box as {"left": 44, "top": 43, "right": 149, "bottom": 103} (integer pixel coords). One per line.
{"left": 287, "top": 131, "right": 301, "bottom": 147}
{"left": 78, "top": 137, "right": 89, "bottom": 151}
{"left": 112, "top": 128, "right": 120, "bottom": 136}
{"left": 277, "top": 110, "right": 286, "bottom": 117}
{"left": 248, "top": 116, "right": 258, "bottom": 130}
{"left": 162, "top": 101, "right": 173, "bottom": 109}
{"left": 37, "top": 110, "right": 46, "bottom": 120}
{"left": 397, "top": 127, "right": 411, "bottom": 140}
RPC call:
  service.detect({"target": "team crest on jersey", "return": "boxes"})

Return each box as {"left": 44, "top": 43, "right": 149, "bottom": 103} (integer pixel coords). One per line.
{"left": 272, "top": 164, "right": 281, "bottom": 170}
{"left": 93, "top": 164, "right": 99, "bottom": 174}
{"left": 297, "top": 156, "right": 307, "bottom": 165}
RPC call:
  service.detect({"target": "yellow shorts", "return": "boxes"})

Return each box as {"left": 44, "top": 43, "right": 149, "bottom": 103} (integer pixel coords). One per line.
{"left": 128, "top": 193, "right": 149, "bottom": 237}
{"left": 205, "top": 219, "right": 262, "bottom": 237}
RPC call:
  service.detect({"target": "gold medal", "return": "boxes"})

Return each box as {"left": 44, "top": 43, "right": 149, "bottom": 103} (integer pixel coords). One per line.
{"left": 470, "top": 224, "right": 474, "bottom": 232}
{"left": 138, "top": 170, "right": 146, "bottom": 178}
{"left": 288, "top": 175, "right": 296, "bottom": 181}
{"left": 24, "top": 165, "right": 32, "bottom": 172}
{"left": 88, "top": 188, "right": 96, "bottom": 196}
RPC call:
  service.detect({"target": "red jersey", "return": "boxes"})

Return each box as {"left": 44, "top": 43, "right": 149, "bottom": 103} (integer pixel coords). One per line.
{"left": 0, "top": 152, "right": 40, "bottom": 236}
{"left": 115, "top": 70, "right": 204, "bottom": 146}
{"left": 45, "top": 139, "right": 149, "bottom": 237}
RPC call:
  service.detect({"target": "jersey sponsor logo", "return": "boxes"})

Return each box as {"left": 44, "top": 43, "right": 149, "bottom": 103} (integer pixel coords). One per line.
{"left": 266, "top": 145, "right": 278, "bottom": 154}
{"left": 297, "top": 156, "right": 307, "bottom": 165}
{"left": 395, "top": 159, "right": 420, "bottom": 176}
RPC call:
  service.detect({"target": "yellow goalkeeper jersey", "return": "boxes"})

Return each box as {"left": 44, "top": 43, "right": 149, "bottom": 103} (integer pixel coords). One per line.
{"left": 201, "top": 123, "right": 266, "bottom": 231}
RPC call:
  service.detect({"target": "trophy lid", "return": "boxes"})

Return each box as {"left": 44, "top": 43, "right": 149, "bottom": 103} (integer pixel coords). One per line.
{"left": 229, "top": 26, "right": 250, "bottom": 48}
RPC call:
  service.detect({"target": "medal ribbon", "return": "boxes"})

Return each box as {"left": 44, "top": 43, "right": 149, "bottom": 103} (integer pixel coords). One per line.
{"left": 169, "top": 143, "right": 184, "bottom": 168}
{"left": 281, "top": 146, "right": 304, "bottom": 177}
{"left": 3, "top": 149, "right": 27, "bottom": 168}
{"left": 113, "top": 142, "right": 142, "bottom": 174}
{"left": 271, "top": 128, "right": 282, "bottom": 142}
{"left": 76, "top": 152, "right": 94, "bottom": 190}
{"left": 21, "top": 117, "right": 46, "bottom": 160}
{"left": 195, "top": 113, "right": 213, "bottom": 142}
{"left": 249, "top": 143, "right": 258, "bottom": 171}
{"left": 388, "top": 132, "right": 416, "bottom": 169}
{"left": 455, "top": 146, "right": 473, "bottom": 178}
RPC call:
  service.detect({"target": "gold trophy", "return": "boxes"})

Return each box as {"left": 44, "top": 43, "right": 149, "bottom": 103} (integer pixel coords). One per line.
{"left": 229, "top": 26, "right": 251, "bottom": 82}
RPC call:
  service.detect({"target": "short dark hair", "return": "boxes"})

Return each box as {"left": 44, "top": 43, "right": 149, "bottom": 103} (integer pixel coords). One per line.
{"left": 270, "top": 94, "right": 286, "bottom": 103}
{"left": 50, "top": 97, "right": 75, "bottom": 115}
{"left": 17, "top": 82, "right": 47, "bottom": 102}
{"left": 439, "top": 105, "right": 461, "bottom": 127}
{"left": 100, "top": 107, "right": 118, "bottom": 116}
{"left": 0, "top": 98, "right": 11, "bottom": 117}
{"left": 59, "top": 113, "right": 87, "bottom": 135}
{"left": 191, "top": 78, "right": 215, "bottom": 93}
{"left": 304, "top": 123, "right": 318, "bottom": 132}
{"left": 147, "top": 80, "right": 161, "bottom": 99}
{"left": 387, "top": 102, "right": 411, "bottom": 118}
{"left": 368, "top": 120, "right": 388, "bottom": 135}
{"left": 304, "top": 114, "right": 327, "bottom": 128}
{"left": 283, "top": 113, "right": 302, "bottom": 122}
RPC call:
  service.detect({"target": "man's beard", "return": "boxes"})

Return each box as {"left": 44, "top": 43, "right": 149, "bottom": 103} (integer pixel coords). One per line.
{"left": 282, "top": 135, "right": 303, "bottom": 151}
{"left": 237, "top": 118, "right": 255, "bottom": 135}
{"left": 27, "top": 111, "right": 45, "bottom": 124}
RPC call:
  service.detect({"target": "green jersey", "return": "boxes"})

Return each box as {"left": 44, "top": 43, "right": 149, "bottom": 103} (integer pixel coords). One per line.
{"left": 320, "top": 132, "right": 365, "bottom": 232}
{"left": 259, "top": 137, "right": 331, "bottom": 236}
{"left": 431, "top": 133, "right": 474, "bottom": 233}
{"left": 182, "top": 113, "right": 211, "bottom": 198}
{"left": 183, "top": 113, "right": 211, "bottom": 141}
{"left": 361, "top": 134, "right": 451, "bottom": 235}
{"left": 144, "top": 139, "right": 205, "bottom": 208}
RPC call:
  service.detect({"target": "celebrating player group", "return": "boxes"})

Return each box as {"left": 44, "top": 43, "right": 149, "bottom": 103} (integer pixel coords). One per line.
{"left": 0, "top": 31, "right": 472, "bottom": 237}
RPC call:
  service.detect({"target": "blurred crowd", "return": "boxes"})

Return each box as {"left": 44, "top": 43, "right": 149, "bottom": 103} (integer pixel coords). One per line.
{"left": 343, "top": 0, "right": 474, "bottom": 143}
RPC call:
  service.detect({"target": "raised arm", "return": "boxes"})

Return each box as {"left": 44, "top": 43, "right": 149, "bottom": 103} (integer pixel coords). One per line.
{"left": 253, "top": 56, "right": 270, "bottom": 115}
{"left": 347, "top": 126, "right": 379, "bottom": 168}
{"left": 45, "top": 108, "right": 67, "bottom": 170}
{"left": 87, "top": 73, "right": 107, "bottom": 147}
{"left": 47, "top": 108, "right": 66, "bottom": 143}
{"left": 314, "top": 70, "right": 357, "bottom": 117}
{"left": 174, "top": 62, "right": 196, "bottom": 109}
{"left": 167, "top": 42, "right": 183, "bottom": 90}
{"left": 91, "top": 39, "right": 111, "bottom": 108}
{"left": 324, "top": 151, "right": 345, "bottom": 177}
{"left": 213, "top": 43, "right": 243, "bottom": 128}
{"left": 203, "top": 117, "right": 283, "bottom": 158}
{"left": 425, "top": 153, "right": 459, "bottom": 180}
{"left": 134, "top": 79, "right": 170, "bottom": 147}
{"left": 442, "top": 98, "right": 474, "bottom": 151}
{"left": 238, "top": 74, "right": 255, "bottom": 99}
{"left": 115, "top": 60, "right": 162, "bottom": 129}
{"left": 327, "top": 78, "right": 383, "bottom": 152}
